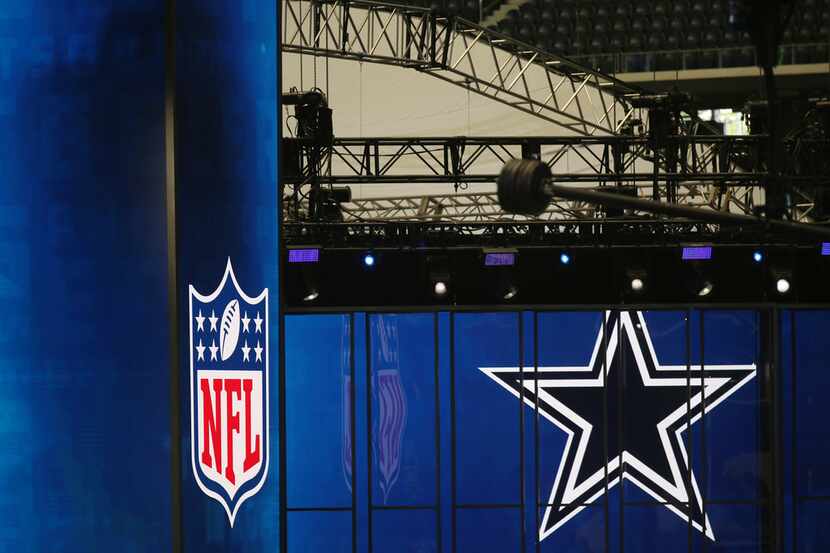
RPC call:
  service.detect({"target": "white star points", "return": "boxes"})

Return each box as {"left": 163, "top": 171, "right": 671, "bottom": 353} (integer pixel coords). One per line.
{"left": 195, "top": 339, "right": 206, "bottom": 361}
{"left": 208, "top": 310, "right": 218, "bottom": 333}
{"left": 195, "top": 310, "right": 205, "bottom": 332}
{"left": 254, "top": 340, "right": 263, "bottom": 363}
{"left": 254, "top": 312, "right": 263, "bottom": 333}
{"left": 209, "top": 339, "right": 218, "bottom": 361}
{"left": 241, "top": 340, "right": 251, "bottom": 362}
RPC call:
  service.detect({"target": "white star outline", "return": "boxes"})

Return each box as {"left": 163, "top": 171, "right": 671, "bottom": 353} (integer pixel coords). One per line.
{"left": 480, "top": 311, "right": 756, "bottom": 543}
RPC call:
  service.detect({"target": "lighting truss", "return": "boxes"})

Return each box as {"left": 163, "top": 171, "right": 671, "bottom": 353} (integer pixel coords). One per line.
{"left": 282, "top": 220, "right": 802, "bottom": 250}
{"left": 280, "top": 0, "right": 828, "bottom": 224}
{"left": 281, "top": 0, "right": 644, "bottom": 135}
{"left": 283, "top": 135, "right": 828, "bottom": 222}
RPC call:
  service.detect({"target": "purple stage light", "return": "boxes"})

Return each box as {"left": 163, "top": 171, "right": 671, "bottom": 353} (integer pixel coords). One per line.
{"left": 288, "top": 248, "right": 320, "bottom": 263}
{"left": 682, "top": 246, "right": 712, "bottom": 261}
{"left": 822, "top": 242, "right": 830, "bottom": 256}
{"left": 484, "top": 252, "right": 516, "bottom": 266}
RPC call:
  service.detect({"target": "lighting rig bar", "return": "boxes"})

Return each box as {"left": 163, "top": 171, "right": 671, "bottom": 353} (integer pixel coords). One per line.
{"left": 283, "top": 220, "right": 811, "bottom": 250}
{"left": 283, "top": 224, "right": 830, "bottom": 308}
{"left": 281, "top": 0, "right": 643, "bottom": 135}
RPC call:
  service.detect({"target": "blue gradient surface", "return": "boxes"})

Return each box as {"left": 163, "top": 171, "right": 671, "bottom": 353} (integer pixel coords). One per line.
{"left": 0, "top": 1, "right": 170, "bottom": 550}
{"left": 174, "top": 0, "right": 278, "bottom": 550}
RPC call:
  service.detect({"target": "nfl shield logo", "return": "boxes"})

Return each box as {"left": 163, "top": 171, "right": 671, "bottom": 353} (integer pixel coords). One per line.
{"left": 188, "top": 259, "right": 269, "bottom": 526}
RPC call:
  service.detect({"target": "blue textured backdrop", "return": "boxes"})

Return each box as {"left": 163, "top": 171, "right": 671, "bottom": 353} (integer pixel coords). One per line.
{"left": 0, "top": 0, "right": 279, "bottom": 550}
{"left": 0, "top": 1, "right": 170, "bottom": 551}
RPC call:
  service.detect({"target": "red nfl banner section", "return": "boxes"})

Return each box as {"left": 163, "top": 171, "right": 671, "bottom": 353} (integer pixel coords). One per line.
{"left": 188, "top": 259, "right": 269, "bottom": 526}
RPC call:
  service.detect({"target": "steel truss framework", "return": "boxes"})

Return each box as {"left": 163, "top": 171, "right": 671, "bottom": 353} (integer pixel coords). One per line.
{"left": 282, "top": 219, "right": 812, "bottom": 249}
{"left": 281, "top": 0, "right": 828, "bottom": 224}
{"left": 282, "top": 135, "right": 827, "bottom": 222}
{"left": 281, "top": 0, "right": 643, "bottom": 135}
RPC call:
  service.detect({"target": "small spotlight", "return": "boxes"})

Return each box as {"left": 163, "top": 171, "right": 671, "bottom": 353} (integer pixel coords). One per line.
{"left": 559, "top": 252, "right": 571, "bottom": 265}
{"left": 428, "top": 255, "right": 451, "bottom": 302}
{"left": 363, "top": 253, "right": 376, "bottom": 267}
{"left": 303, "top": 290, "right": 320, "bottom": 302}
{"left": 698, "top": 281, "right": 714, "bottom": 297}
{"left": 752, "top": 250, "right": 764, "bottom": 263}
{"left": 503, "top": 285, "right": 519, "bottom": 300}
{"left": 770, "top": 267, "right": 793, "bottom": 295}
{"left": 625, "top": 268, "right": 647, "bottom": 295}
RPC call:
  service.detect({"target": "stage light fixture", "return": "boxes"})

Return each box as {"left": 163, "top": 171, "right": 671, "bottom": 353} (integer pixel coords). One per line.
{"left": 363, "top": 252, "right": 376, "bottom": 267}
{"left": 298, "top": 261, "right": 320, "bottom": 304}
{"left": 770, "top": 267, "right": 793, "bottom": 295}
{"left": 503, "top": 285, "right": 519, "bottom": 301}
{"left": 683, "top": 263, "right": 714, "bottom": 299}
{"left": 427, "top": 255, "right": 452, "bottom": 302}
{"left": 559, "top": 252, "right": 571, "bottom": 265}
{"left": 752, "top": 250, "right": 764, "bottom": 263}
{"left": 625, "top": 268, "right": 647, "bottom": 294}
{"left": 698, "top": 281, "right": 714, "bottom": 297}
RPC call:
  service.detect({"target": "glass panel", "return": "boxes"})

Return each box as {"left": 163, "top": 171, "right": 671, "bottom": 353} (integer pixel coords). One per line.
{"left": 288, "top": 511, "right": 352, "bottom": 553}
{"left": 455, "top": 312, "right": 521, "bottom": 504}
{"left": 286, "top": 314, "right": 353, "bottom": 508}
{"left": 456, "top": 508, "right": 521, "bottom": 552}
{"left": 373, "top": 508, "right": 437, "bottom": 552}
{"left": 795, "top": 311, "right": 830, "bottom": 497}
{"left": 369, "top": 314, "right": 437, "bottom": 506}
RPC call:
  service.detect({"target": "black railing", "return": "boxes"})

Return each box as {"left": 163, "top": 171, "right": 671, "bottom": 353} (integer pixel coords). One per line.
{"left": 569, "top": 42, "right": 830, "bottom": 74}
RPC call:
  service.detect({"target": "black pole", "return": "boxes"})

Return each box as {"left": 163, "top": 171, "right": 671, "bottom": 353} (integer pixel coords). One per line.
{"left": 543, "top": 182, "right": 830, "bottom": 238}
{"left": 165, "top": 0, "right": 183, "bottom": 549}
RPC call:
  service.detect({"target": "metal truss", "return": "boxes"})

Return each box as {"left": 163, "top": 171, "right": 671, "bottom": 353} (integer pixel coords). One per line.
{"left": 282, "top": 219, "right": 805, "bottom": 250}
{"left": 281, "top": 0, "right": 644, "bottom": 135}
{"left": 282, "top": 135, "right": 829, "bottom": 222}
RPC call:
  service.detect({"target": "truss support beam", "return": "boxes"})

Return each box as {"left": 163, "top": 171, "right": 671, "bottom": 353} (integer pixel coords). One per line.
{"left": 282, "top": 0, "right": 644, "bottom": 135}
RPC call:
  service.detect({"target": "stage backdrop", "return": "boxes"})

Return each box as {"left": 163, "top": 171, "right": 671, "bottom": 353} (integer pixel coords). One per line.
{"left": 0, "top": 0, "right": 279, "bottom": 551}
{"left": 285, "top": 309, "right": 830, "bottom": 553}
{"left": 0, "top": 1, "right": 171, "bottom": 551}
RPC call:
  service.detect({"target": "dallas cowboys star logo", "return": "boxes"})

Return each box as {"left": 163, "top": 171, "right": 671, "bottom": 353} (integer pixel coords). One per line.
{"left": 481, "top": 310, "right": 755, "bottom": 542}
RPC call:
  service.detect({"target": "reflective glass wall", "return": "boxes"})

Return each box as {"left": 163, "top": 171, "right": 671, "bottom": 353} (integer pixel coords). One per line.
{"left": 285, "top": 309, "right": 830, "bottom": 553}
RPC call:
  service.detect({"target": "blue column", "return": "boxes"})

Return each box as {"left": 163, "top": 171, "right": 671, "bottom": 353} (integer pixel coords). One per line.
{"left": 0, "top": 1, "right": 171, "bottom": 551}
{"left": 174, "top": 0, "right": 278, "bottom": 550}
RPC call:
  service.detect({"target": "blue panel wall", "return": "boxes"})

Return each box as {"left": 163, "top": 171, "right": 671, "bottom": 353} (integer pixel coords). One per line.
{"left": 284, "top": 309, "right": 821, "bottom": 553}
{"left": 0, "top": 0, "right": 279, "bottom": 550}
{"left": 0, "top": 1, "right": 170, "bottom": 551}
{"left": 174, "top": 0, "right": 278, "bottom": 550}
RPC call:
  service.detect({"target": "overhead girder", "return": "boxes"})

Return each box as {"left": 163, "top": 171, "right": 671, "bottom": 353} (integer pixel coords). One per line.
{"left": 281, "top": 0, "right": 644, "bottom": 135}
